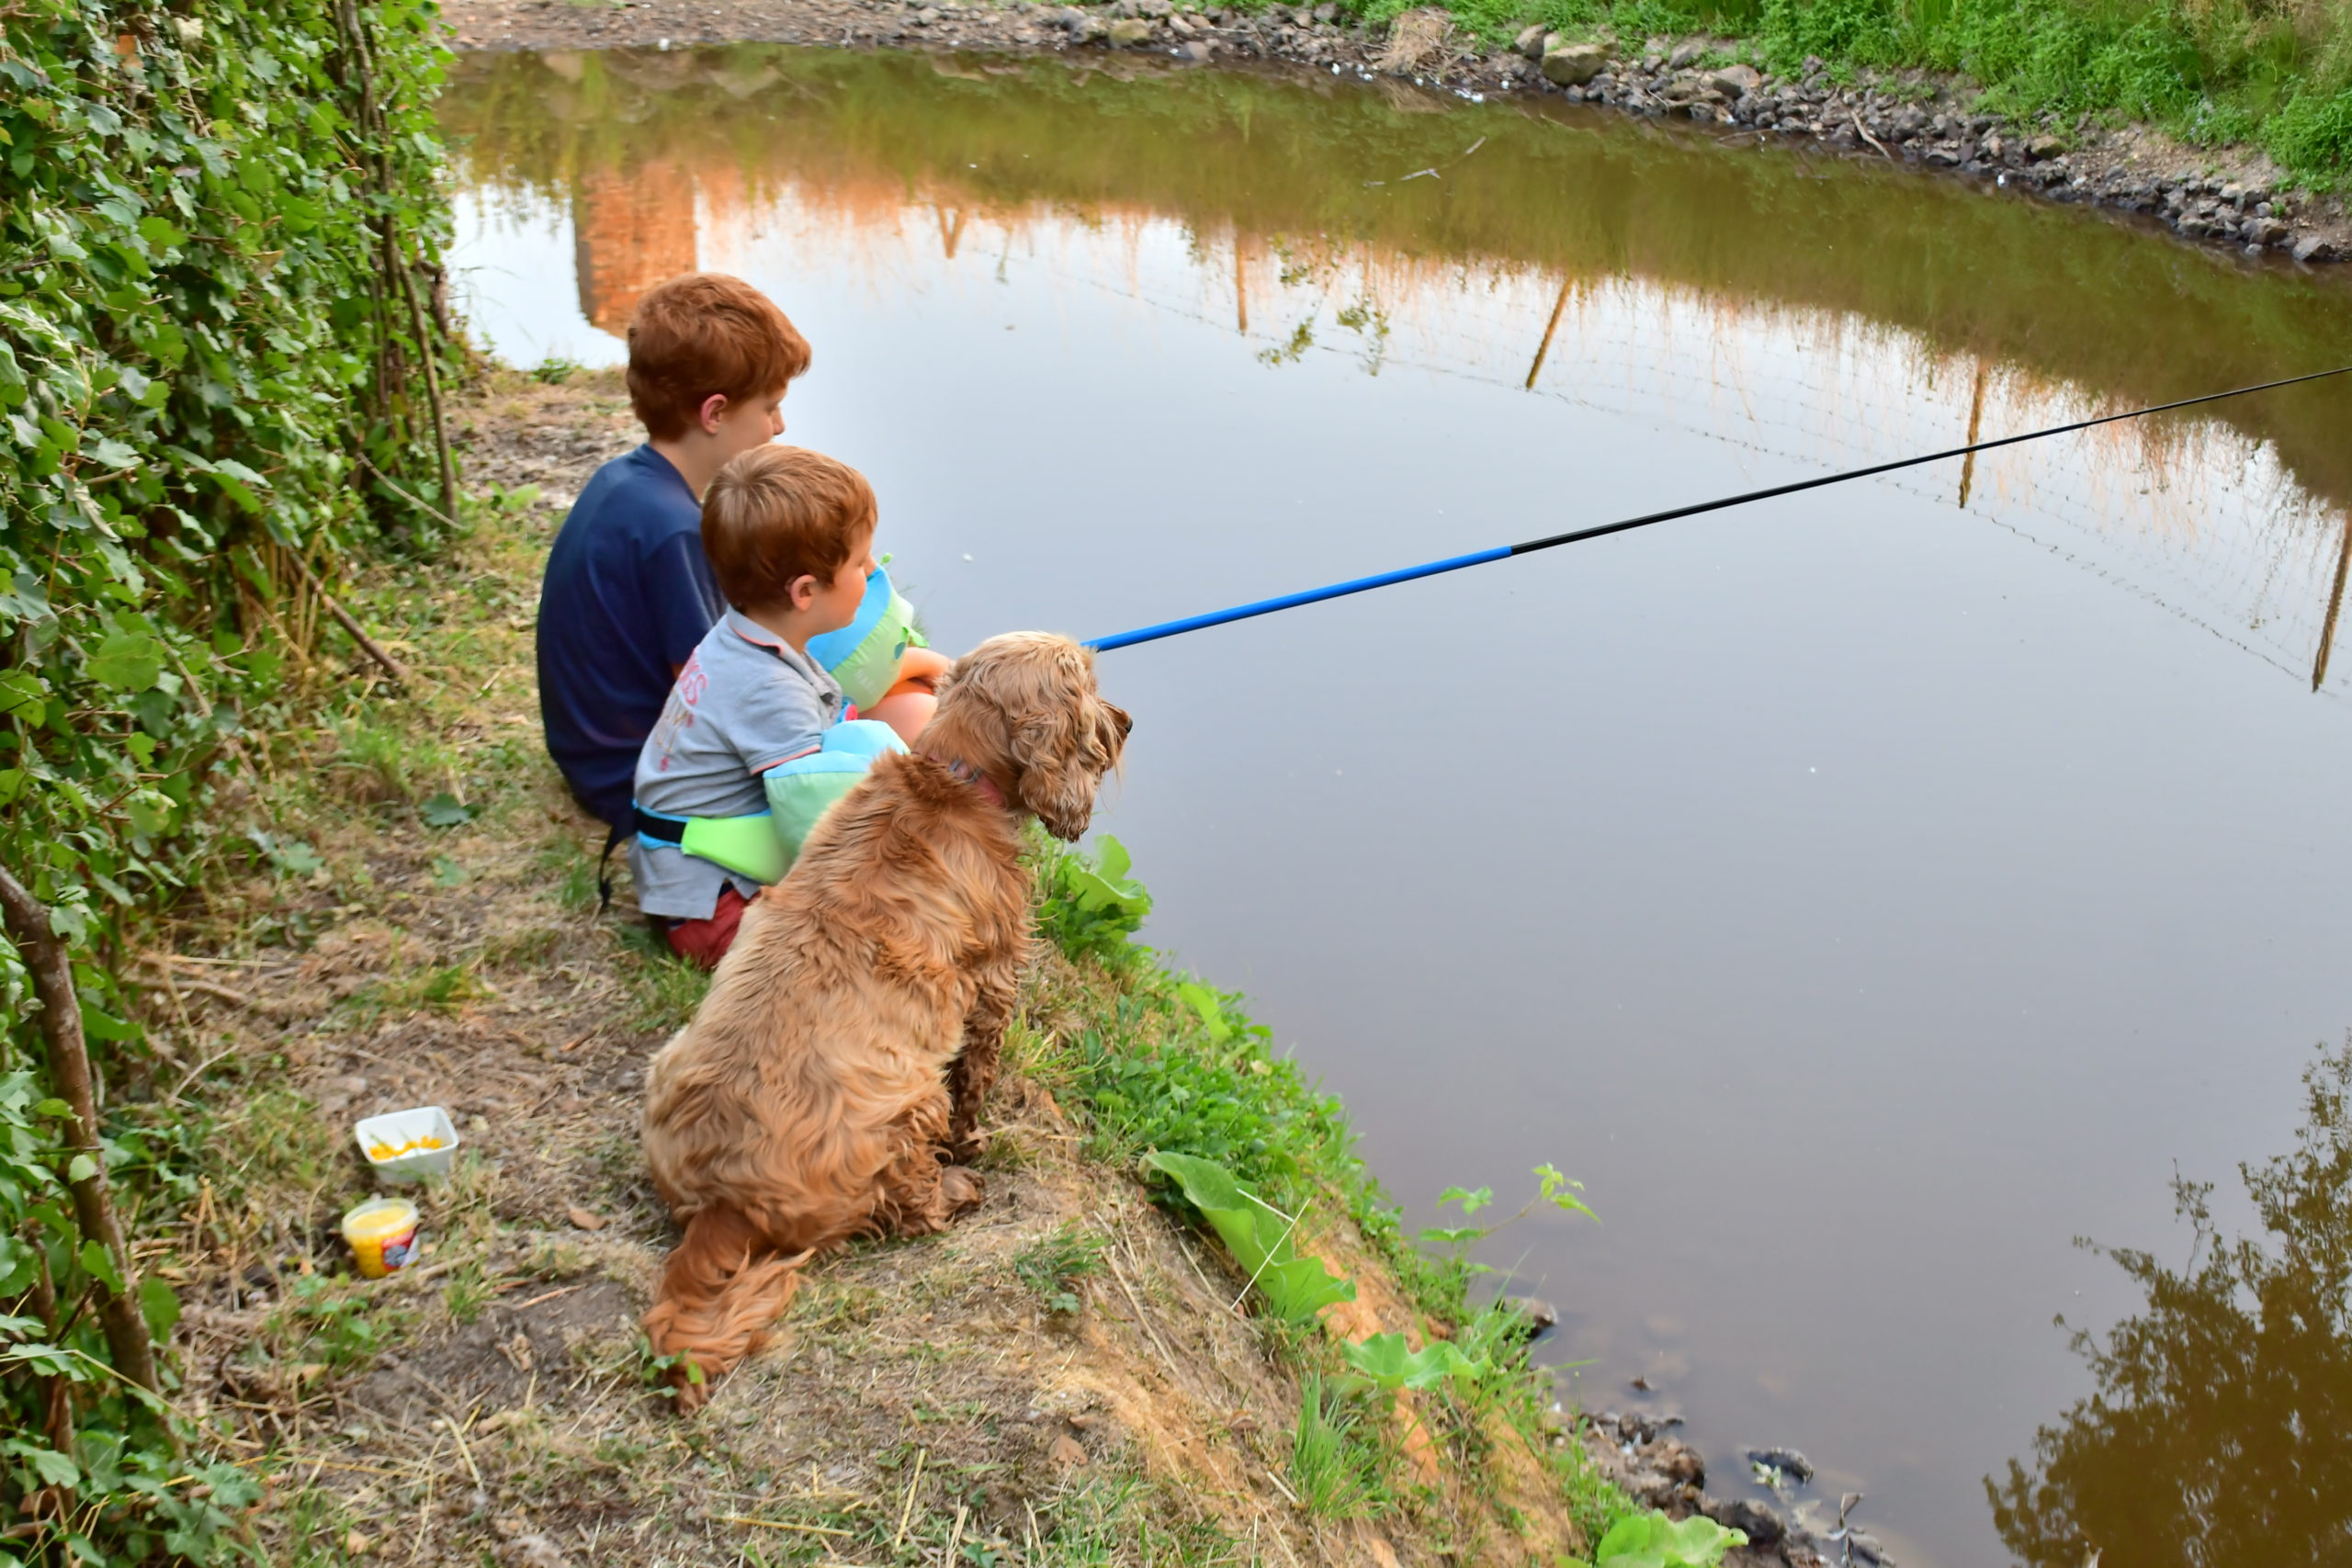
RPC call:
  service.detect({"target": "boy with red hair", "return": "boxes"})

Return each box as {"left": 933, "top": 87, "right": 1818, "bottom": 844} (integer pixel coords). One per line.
{"left": 537, "top": 273, "right": 812, "bottom": 835}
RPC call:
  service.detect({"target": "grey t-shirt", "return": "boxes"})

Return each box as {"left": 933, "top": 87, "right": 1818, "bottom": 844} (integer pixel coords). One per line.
{"left": 629, "top": 609, "right": 845, "bottom": 920}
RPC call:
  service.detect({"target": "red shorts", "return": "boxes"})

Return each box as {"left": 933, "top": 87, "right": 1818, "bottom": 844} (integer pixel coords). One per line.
{"left": 664, "top": 886, "right": 750, "bottom": 970}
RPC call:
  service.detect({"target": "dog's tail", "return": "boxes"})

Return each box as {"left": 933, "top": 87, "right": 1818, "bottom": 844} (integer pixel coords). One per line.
{"left": 642, "top": 1205, "right": 811, "bottom": 1411}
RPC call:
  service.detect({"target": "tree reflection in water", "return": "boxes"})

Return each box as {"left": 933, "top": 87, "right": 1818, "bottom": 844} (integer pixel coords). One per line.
{"left": 1987, "top": 1038, "right": 2352, "bottom": 1566}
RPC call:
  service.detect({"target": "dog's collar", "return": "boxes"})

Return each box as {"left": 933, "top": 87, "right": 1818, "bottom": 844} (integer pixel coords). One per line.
{"left": 944, "top": 757, "right": 1009, "bottom": 809}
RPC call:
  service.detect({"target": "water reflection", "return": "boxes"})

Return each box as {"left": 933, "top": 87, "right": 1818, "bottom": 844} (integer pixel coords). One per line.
{"left": 1988, "top": 1038, "right": 2352, "bottom": 1566}
{"left": 443, "top": 44, "right": 2352, "bottom": 692}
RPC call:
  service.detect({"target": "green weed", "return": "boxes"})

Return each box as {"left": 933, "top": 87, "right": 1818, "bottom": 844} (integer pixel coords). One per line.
{"left": 626, "top": 933, "right": 712, "bottom": 1029}
{"left": 442, "top": 1268, "right": 494, "bottom": 1325}
{"left": 1144, "top": 1151, "right": 1353, "bottom": 1324}
{"left": 1575, "top": 1509, "right": 1748, "bottom": 1567}
{"left": 266, "top": 1274, "right": 413, "bottom": 1370}
{"left": 206, "top": 1088, "right": 340, "bottom": 1227}
{"left": 364, "top": 960, "right": 491, "bottom": 1016}
{"left": 1341, "top": 1330, "right": 1492, "bottom": 1393}
{"left": 1012, "top": 1222, "right": 1110, "bottom": 1314}
{"left": 333, "top": 718, "right": 452, "bottom": 805}
{"left": 1289, "top": 1372, "right": 1394, "bottom": 1519}
{"left": 537, "top": 831, "right": 604, "bottom": 910}
{"left": 1418, "top": 1165, "right": 1597, "bottom": 1305}
{"left": 1035, "top": 833, "right": 1152, "bottom": 965}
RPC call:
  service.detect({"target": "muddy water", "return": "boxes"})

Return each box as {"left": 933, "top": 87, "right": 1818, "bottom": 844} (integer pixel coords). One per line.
{"left": 441, "top": 47, "right": 2352, "bottom": 1567}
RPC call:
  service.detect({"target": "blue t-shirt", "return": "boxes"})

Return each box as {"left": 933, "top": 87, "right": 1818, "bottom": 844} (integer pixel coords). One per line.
{"left": 537, "top": 446, "right": 725, "bottom": 829}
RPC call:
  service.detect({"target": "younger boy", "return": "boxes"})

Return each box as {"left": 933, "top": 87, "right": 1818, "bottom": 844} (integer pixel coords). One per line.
{"left": 537, "top": 273, "right": 812, "bottom": 833}
{"left": 631, "top": 445, "right": 886, "bottom": 966}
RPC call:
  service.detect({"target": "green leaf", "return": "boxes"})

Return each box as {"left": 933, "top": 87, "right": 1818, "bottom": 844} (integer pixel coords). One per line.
{"left": 65, "top": 1153, "right": 96, "bottom": 1184}
{"left": 0, "top": 668, "right": 47, "bottom": 717}
{"left": 138, "top": 1275, "right": 179, "bottom": 1339}
{"left": 79, "top": 1003, "right": 139, "bottom": 1043}
{"left": 1419, "top": 1225, "right": 1485, "bottom": 1247}
{"left": 10, "top": 1442, "right": 79, "bottom": 1490}
{"left": 1534, "top": 1163, "right": 1598, "bottom": 1222}
{"left": 1592, "top": 1511, "right": 1747, "bottom": 1568}
{"left": 85, "top": 632, "right": 164, "bottom": 693}
{"left": 77, "top": 1238, "right": 122, "bottom": 1292}
{"left": 1095, "top": 835, "right": 1132, "bottom": 882}
{"left": 1438, "top": 1184, "right": 1493, "bottom": 1216}
{"left": 1175, "top": 981, "right": 1233, "bottom": 1043}
{"left": 1143, "top": 1150, "right": 1352, "bottom": 1323}
{"left": 267, "top": 839, "right": 323, "bottom": 877}
{"left": 419, "top": 793, "right": 473, "bottom": 828}
{"left": 1340, "top": 1330, "right": 1489, "bottom": 1392}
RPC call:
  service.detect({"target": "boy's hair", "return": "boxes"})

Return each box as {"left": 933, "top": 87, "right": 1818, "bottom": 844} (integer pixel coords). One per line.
{"left": 627, "top": 274, "right": 812, "bottom": 441}
{"left": 702, "top": 446, "right": 876, "bottom": 609}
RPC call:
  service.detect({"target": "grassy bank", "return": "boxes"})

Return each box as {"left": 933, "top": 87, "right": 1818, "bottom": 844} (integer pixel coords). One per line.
{"left": 121, "top": 365, "right": 1679, "bottom": 1565}
{"left": 1392, "top": 0, "right": 2352, "bottom": 184}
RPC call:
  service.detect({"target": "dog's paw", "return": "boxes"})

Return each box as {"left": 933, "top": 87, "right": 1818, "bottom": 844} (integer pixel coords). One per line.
{"left": 941, "top": 1165, "right": 986, "bottom": 1215}
{"left": 665, "top": 1359, "right": 716, "bottom": 1415}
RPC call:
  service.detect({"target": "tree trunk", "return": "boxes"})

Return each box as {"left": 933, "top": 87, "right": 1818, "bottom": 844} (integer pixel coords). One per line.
{"left": 0, "top": 866, "right": 160, "bottom": 1397}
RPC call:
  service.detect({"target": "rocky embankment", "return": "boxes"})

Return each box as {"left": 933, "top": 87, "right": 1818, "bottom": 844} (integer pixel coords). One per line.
{"left": 450, "top": 0, "right": 2352, "bottom": 265}
{"left": 1581, "top": 1410, "right": 1895, "bottom": 1568}
{"left": 1511, "top": 30, "right": 2347, "bottom": 265}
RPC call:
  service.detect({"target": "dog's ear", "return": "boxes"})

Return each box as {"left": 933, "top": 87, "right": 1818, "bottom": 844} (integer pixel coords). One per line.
{"left": 1009, "top": 648, "right": 1119, "bottom": 840}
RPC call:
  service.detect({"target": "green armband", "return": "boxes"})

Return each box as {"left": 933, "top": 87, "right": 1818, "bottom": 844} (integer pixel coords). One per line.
{"left": 805, "top": 563, "right": 925, "bottom": 712}
{"left": 760, "top": 719, "right": 909, "bottom": 877}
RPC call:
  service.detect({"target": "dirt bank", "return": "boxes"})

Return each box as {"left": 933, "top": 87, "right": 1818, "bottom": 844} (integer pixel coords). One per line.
{"left": 442, "top": 0, "right": 2350, "bottom": 265}
{"left": 148, "top": 367, "right": 1662, "bottom": 1566}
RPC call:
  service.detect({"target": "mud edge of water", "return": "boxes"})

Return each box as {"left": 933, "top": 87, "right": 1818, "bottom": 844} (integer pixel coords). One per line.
{"left": 445, "top": 0, "right": 2352, "bottom": 267}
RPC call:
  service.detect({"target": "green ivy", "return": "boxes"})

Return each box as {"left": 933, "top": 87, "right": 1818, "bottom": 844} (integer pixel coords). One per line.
{"left": 0, "top": 1, "right": 455, "bottom": 1558}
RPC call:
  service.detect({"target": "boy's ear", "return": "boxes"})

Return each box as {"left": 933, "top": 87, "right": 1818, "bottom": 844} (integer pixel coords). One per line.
{"left": 697, "top": 392, "right": 729, "bottom": 434}
{"left": 786, "top": 572, "right": 819, "bottom": 612}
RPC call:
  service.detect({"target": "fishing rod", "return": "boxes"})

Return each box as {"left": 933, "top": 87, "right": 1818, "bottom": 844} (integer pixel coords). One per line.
{"left": 1082, "top": 363, "right": 2352, "bottom": 654}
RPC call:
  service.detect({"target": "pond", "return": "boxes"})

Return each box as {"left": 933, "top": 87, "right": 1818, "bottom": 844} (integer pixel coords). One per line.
{"left": 439, "top": 44, "right": 2352, "bottom": 1568}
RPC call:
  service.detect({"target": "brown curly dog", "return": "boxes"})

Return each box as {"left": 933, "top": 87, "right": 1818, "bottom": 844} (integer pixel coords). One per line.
{"left": 639, "top": 631, "right": 1130, "bottom": 1408}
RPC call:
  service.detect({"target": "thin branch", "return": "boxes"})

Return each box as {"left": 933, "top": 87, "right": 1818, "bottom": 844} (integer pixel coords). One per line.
{"left": 283, "top": 553, "right": 411, "bottom": 686}
{"left": 355, "top": 452, "right": 461, "bottom": 534}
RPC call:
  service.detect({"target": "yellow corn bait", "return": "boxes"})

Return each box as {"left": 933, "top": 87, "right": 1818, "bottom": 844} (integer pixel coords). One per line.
{"left": 365, "top": 1134, "right": 447, "bottom": 1161}
{"left": 342, "top": 1196, "right": 420, "bottom": 1280}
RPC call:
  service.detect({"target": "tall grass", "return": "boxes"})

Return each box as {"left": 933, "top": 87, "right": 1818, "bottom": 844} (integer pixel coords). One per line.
{"left": 1370, "top": 0, "right": 2352, "bottom": 182}
{"left": 1289, "top": 1372, "right": 1394, "bottom": 1518}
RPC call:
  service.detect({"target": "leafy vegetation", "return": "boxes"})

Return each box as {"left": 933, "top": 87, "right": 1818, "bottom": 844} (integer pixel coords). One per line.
{"left": 1340, "top": 1329, "right": 1493, "bottom": 1392}
{"left": 1577, "top": 1507, "right": 1749, "bottom": 1567}
{"left": 1035, "top": 832, "right": 1153, "bottom": 966}
{"left": 1143, "top": 1151, "right": 1356, "bottom": 1324}
{"left": 0, "top": 0, "right": 457, "bottom": 1557}
{"left": 1394, "top": 0, "right": 2352, "bottom": 184}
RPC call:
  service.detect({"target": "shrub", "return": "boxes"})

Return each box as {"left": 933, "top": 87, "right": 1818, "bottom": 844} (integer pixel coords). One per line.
{"left": 2267, "top": 84, "right": 2352, "bottom": 179}
{"left": 0, "top": 0, "right": 457, "bottom": 1555}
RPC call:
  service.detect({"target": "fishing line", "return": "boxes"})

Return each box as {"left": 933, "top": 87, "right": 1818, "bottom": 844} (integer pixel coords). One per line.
{"left": 1083, "top": 363, "right": 2352, "bottom": 653}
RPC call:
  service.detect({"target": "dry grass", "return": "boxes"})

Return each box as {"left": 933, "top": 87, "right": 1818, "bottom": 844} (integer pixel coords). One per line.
{"left": 1374, "top": 9, "right": 1456, "bottom": 74}
{"left": 133, "top": 367, "right": 1601, "bottom": 1567}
